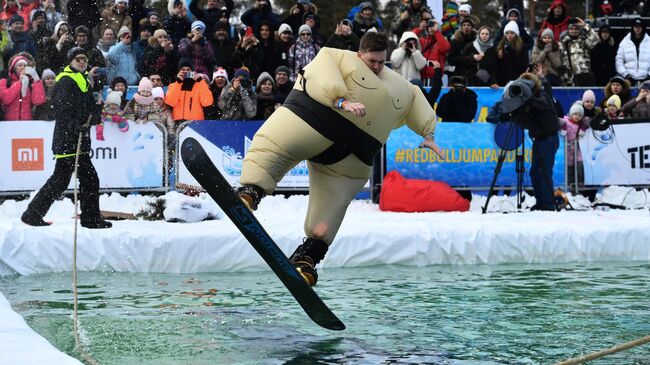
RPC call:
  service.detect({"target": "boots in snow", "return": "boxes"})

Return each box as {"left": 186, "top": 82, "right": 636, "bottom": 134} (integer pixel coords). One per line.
{"left": 289, "top": 238, "right": 329, "bottom": 286}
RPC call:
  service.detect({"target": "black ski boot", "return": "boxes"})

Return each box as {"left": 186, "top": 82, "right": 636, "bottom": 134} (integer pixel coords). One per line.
{"left": 236, "top": 184, "right": 266, "bottom": 210}
{"left": 21, "top": 212, "right": 51, "bottom": 226}
{"left": 289, "top": 238, "right": 329, "bottom": 286}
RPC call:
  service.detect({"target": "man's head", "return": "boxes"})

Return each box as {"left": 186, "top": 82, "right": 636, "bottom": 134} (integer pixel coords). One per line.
{"left": 609, "top": 76, "right": 626, "bottom": 95}
{"left": 357, "top": 32, "right": 388, "bottom": 75}
{"left": 259, "top": 21, "right": 272, "bottom": 40}
{"left": 360, "top": 2, "right": 373, "bottom": 18}
{"left": 117, "top": 26, "right": 131, "bottom": 44}
{"left": 148, "top": 11, "right": 160, "bottom": 26}
{"left": 102, "top": 27, "right": 116, "bottom": 43}
{"left": 207, "top": 0, "right": 218, "bottom": 9}
{"left": 75, "top": 25, "right": 90, "bottom": 46}
{"left": 8, "top": 14, "right": 24, "bottom": 32}
{"left": 507, "top": 8, "right": 520, "bottom": 22}
{"left": 304, "top": 13, "right": 317, "bottom": 28}
{"left": 275, "top": 65, "right": 290, "bottom": 85}
{"left": 449, "top": 75, "right": 466, "bottom": 91}
{"left": 553, "top": 4, "right": 565, "bottom": 17}
{"left": 460, "top": 18, "right": 473, "bottom": 34}
{"left": 31, "top": 10, "right": 46, "bottom": 30}
{"left": 567, "top": 19, "right": 581, "bottom": 37}
{"left": 149, "top": 74, "right": 163, "bottom": 87}
{"left": 214, "top": 21, "right": 228, "bottom": 40}
{"left": 68, "top": 47, "right": 88, "bottom": 72}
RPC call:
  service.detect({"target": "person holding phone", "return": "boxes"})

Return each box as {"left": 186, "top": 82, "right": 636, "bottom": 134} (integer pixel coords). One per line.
{"left": 164, "top": 60, "right": 213, "bottom": 122}
{"left": 413, "top": 17, "right": 450, "bottom": 83}
{"left": 325, "top": 18, "right": 360, "bottom": 52}
{"left": 218, "top": 66, "right": 257, "bottom": 120}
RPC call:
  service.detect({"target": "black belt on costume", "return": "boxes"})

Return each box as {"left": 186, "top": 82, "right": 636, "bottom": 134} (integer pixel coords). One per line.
{"left": 283, "top": 89, "right": 381, "bottom": 166}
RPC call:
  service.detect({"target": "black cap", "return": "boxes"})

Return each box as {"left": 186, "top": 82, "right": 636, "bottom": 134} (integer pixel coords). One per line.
{"left": 610, "top": 75, "right": 625, "bottom": 85}
{"left": 633, "top": 17, "right": 644, "bottom": 27}
{"left": 450, "top": 75, "right": 467, "bottom": 87}
{"left": 275, "top": 65, "right": 290, "bottom": 75}
{"left": 67, "top": 47, "right": 87, "bottom": 62}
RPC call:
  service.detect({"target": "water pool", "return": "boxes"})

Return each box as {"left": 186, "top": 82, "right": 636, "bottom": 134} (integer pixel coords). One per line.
{"left": 1, "top": 262, "right": 649, "bottom": 365}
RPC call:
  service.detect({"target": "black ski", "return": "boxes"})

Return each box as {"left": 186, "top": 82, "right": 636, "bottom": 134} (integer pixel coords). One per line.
{"left": 181, "top": 137, "right": 345, "bottom": 331}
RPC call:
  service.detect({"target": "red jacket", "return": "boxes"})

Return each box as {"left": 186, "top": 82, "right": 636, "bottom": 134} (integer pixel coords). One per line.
{"left": 413, "top": 28, "right": 450, "bottom": 79}
{"left": 0, "top": 73, "right": 46, "bottom": 121}
{"left": 540, "top": 0, "right": 571, "bottom": 42}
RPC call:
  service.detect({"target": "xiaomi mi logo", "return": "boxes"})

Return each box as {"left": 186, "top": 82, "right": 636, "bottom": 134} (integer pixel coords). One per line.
{"left": 12, "top": 138, "right": 44, "bottom": 171}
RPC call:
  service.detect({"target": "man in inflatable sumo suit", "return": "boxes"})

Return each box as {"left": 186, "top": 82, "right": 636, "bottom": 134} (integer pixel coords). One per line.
{"left": 237, "top": 32, "right": 443, "bottom": 286}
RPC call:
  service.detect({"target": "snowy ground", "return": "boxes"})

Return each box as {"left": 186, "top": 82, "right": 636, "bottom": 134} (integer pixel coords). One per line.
{"left": 1, "top": 189, "right": 650, "bottom": 364}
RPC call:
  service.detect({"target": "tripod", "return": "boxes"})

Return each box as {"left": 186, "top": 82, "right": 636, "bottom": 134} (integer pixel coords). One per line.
{"left": 482, "top": 121, "right": 526, "bottom": 213}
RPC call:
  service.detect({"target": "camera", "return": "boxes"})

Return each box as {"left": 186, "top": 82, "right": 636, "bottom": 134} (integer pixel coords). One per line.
{"left": 184, "top": 71, "right": 195, "bottom": 79}
{"left": 498, "top": 78, "right": 536, "bottom": 114}
{"left": 239, "top": 78, "right": 251, "bottom": 89}
{"left": 95, "top": 67, "right": 107, "bottom": 76}
{"left": 508, "top": 84, "right": 523, "bottom": 97}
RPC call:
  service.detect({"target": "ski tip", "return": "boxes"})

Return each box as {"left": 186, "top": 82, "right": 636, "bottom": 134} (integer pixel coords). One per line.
{"left": 181, "top": 137, "right": 199, "bottom": 153}
{"left": 325, "top": 321, "right": 346, "bottom": 331}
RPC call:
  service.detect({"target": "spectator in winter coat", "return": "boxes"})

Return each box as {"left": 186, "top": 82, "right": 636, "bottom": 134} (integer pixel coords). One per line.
{"left": 165, "top": 60, "right": 214, "bottom": 121}
{"left": 218, "top": 67, "right": 257, "bottom": 120}
{"left": 413, "top": 18, "right": 450, "bottom": 81}
{"left": 287, "top": 24, "right": 320, "bottom": 81}
{"left": 164, "top": 0, "right": 191, "bottom": 46}
{"left": 178, "top": 20, "right": 216, "bottom": 76}
{"left": 189, "top": 0, "right": 234, "bottom": 41}
{"left": 255, "top": 20, "right": 283, "bottom": 77}
{"left": 232, "top": 30, "right": 264, "bottom": 82}
{"left": 303, "top": 12, "right": 325, "bottom": 47}
{"left": 274, "top": 65, "right": 293, "bottom": 104}
{"left": 133, "top": 24, "right": 153, "bottom": 74}
{"left": 96, "top": 0, "right": 133, "bottom": 42}
{"left": 8, "top": 14, "right": 35, "bottom": 57}
{"left": 590, "top": 24, "right": 617, "bottom": 87}
{"left": 325, "top": 18, "right": 359, "bottom": 52}
{"left": 282, "top": 0, "right": 316, "bottom": 35}
{"left": 0, "top": 52, "right": 45, "bottom": 120}
{"left": 124, "top": 77, "right": 160, "bottom": 123}
{"left": 209, "top": 21, "right": 236, "bottom": 76}
{"left": 448, "top": 17, "right": 477, "bottom": 77}
{"left": 255, "top": 71, "right": 277, "bottom": 119}
{"left": 143, "top": 29, "right": 178, "bottom": 85}
{"left": 531, "top": 28, "right": 564, "bottom": 86}
{"left": 96, "top": 27, "right": 116, "bottom": 59}
{"left": 32, "top": 67, "right": 55, "bottom": 120}
{"left": 351, "top": 2, "right": 382, "bottom": 39}
{"left": 494, "top": 8, "right": 533, "bottom": 52}
{"left": 36, "top": 20, "right": 74, "bottom": 74}
{"left": 107, "top": 26, "right": 140, "bottom": 85}
{"left": 204, "top": 67, "right": 228, "bottom": 120}
{"left": 600, "top": 75, "right": 632, "bottom": 109}
{"left": 16, "top": 0, "right": 38, "bottom": 31}
{"left": 621, "top": 81, "right": 650, "bottom": 118}
{"left": 559, "top": 17, "right": 598, "bottom": 86}
{"left": 615, "top": 18, "right": 650, "bottom": 86}
{"left": 276, "top": 23, "right": 294, "bottom": 66}
{"left": 436, "top": 75, "right": 478, "bottom": 123}
{"left": 391, "top": 0, "right": 432, "bottom": 39}
{"left": 21, "top": 46, "right": 111, "bottom": 229}
{"left": 459, "top": 26, "right": 498, "bottom": 87}
{"left": 241, "top": 0, "right": 280, "bottom": 34}
{"left": 390, "top": 31, "right": 426, "bottom": 82}
{"left": 66, "top": 0, "right": 100, "bottom": 32}
{"left": 495, "top": 21, "right": 528, "bottom": 86}
{"left": 540, "top": 0, "right": 571, "bottom": 42}
{"left": 559, "top": 102, "right": 588, "bottom": 187}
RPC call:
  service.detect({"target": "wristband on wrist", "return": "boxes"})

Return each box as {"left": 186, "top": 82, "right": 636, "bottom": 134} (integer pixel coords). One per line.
{"left": 336, "top": 98, "right": 345, "bottom": 109}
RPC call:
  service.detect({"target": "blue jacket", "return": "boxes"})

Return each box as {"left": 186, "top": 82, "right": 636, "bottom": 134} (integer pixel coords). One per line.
{"left": 107, "top": 41, "right": 140, "bottom": 85}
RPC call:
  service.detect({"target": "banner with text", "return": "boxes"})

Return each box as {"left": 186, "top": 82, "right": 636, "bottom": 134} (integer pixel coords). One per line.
{"left": 385, "top": 123, "right": 566, "bottom": 188}
{"left": 1, "top": 121, "right": 164, "bottom": 192}
{"left": 579, "top": 122, "right": 650, "bottom": 186}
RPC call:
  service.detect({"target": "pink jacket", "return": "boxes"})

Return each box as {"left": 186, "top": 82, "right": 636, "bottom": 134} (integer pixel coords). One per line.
{"left": 0, "top": 73, "right": 46, "bottom": 121}
{"left": 560, "top": 115, "right": 589, "bottom": 165}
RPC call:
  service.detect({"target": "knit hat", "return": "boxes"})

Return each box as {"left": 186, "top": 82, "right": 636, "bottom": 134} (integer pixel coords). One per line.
{"left": 30, "top": 9, "right": 45, "bottom": 22}
{"left": 256, "top": 71, "right": 275, "bottom": 89}
{"left": 191, "top": 20, "right": 206, "bottom": 33}
{"left": 110, "top": 76, "right": 128, "bottom": 90}
{"left": 152, "top": 86, "right": 165, "bottom": 99}
{"left": 541, "top": 28, "right": 554, "bottom": 39}
{"left": 610, "top": 75, "right": 625, "bottom": 86}
{"left": 212, "top": 67, "right": 228, "bottom": 82}
{"left": 459, "top": 4, "right": 472, "bottom": 14}
{"left": 607, "top": 94, "right": 621, "bottom": 109}
{"left": 506, "top": 8, "right": 521, "bottom": 19}
{"left": 178, "top": 59, "right": 193, "bottom": 70}
{"left": 275, "top": 65, "right": 290, "bottom": 75}
{"left": 582, "top": 89, "right": 596, "bottom": 103}
{"left": 117, "top": 25, "right": 131, "bottom": 39}
{"left": 569, "top": 102, "right": 584, "bottom": 117}
{"left": 9, "top": 55, "right": 29, "bottom": 72}
{"left": 67, "top": 47, "right": 87, "bottom": 62}
{"left": 138, "top": 77, "right": 153, "bottom": 92}
{"left": 41, "top": 68, "right": 56, "bottom": 80}
{"left": 359, "top": 1, "right": 373, "bottom": 10}
{"left": 8, "top": 14, "right": 24, "bottom": 26}
{"left": 233, "top": 67, "right": 250, "bottom": 80}
{"left": 641, "top": 81, "right": 650, "bottom": 90}
{"left": 106, "top": 90, "right": 123, "bottom": 106}
{"left": 75, "top": 25, "right": 90, "bottom": 36}
{"left": 278, "top": 23, "right": 292, "bottom": 35}
{"left": 298, "top": 24, "right": 311, "bottom": 35}
{"left": 504, "top": 21, "right": 519, "bottom": 36}
{"left": 459, "top": 17, "right": 474, "bottom": 27}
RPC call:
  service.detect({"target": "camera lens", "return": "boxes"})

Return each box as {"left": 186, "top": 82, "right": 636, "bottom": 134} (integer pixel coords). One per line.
{"left": 509, "top": 85, "right": 522, "bottom": 97}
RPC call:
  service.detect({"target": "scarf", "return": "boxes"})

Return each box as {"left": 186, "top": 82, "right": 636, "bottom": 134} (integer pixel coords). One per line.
{"left": 134, "top": 92, "right": 154, "bottom": 105}
{"left": 473, "top": 37, "right": 493, "bottom": 54}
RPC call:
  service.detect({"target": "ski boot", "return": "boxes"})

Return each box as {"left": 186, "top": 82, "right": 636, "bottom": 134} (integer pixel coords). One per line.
{"left": 236, "top": 184, "right": 266, "bottom": 210}
{"left": 289, "top": 238, "right": 329, "bottom": 287}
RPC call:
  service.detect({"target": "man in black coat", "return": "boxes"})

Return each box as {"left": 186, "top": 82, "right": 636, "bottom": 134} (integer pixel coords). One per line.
{"left": 436, "top": 75, "right": 478, "bottom": 122}
{"left": 325, "top": 19, "right": 360, "bottom": 52}
{"left": 190, "top": 0, "right": 234, "bottom": 41}
{"left": 21, "top": 47, "right": 111, "bottom": 229}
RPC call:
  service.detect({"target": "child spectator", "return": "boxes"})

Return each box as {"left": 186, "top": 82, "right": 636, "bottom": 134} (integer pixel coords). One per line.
{"left": 287, "top": 24, "right": 320, "bottom": 81}
{"left": 109, "top": 76, "right": 129, "bottom": 109}
{"left": 32, "top": 68, "right": 56, "bottom": 120}
{"left": 255, "top": 71, "right": 276, "bottom": 119}
{"left": 532, "top": 28, "right": 564, "bottom": 86}
{"left": 151, "top": 86, "right": 172, "bottom": 134}
{"left": 124, "top": 77, "right": 158, "bottom": 124}
{"left": 581, "top": 89, "right": 600, "bottom": 120}
{"left": 0, "top": 53, "right": 45, "bottom": 120}
{"left": 97, "top": 90, "right": 129, "bottom": 141}
{"left": 204, "top": 67, "right": 228, "bottom": 120}
{"left": 218, "top": 67, "right": 256, "bottom": 120}
{"left": 605, "top": 94, "right": 621, "bottom": 120}
{"left": 559, "top": 102, "right": 589, "bottom": 187}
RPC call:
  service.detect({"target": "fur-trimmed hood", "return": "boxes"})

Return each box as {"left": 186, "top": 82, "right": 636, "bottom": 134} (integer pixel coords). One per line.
{"left": 168, "top": 0, "right": 188, "bottom": 16}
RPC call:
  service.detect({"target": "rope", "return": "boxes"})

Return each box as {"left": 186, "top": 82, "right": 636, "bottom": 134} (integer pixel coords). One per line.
{"left": 71, "top": 117, "right": 102, "bottom": 365}
{"left": 552, "top": 335, "right": 650, "bottom": 365}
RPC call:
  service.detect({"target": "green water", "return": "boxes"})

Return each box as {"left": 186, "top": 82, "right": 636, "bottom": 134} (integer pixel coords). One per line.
{"left": 1, "top": 262, "right": 649, "bottom": 365}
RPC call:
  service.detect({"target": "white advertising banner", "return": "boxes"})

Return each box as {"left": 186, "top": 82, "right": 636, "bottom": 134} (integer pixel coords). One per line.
{"left": 579, "top": 122, "right": 650, "bottom": 186}
{"left": 0, "top": 121, "right": 164, "bottom": 192}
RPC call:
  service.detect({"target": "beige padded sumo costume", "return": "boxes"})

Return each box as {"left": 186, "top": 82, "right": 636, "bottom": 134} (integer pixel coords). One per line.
{"left": 241, "top": 47, "right": 437, "bottom": 244}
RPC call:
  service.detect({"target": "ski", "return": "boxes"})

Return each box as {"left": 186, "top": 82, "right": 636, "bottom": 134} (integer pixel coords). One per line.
{"left": 180, "top": 137, "right": 345, "bottom": 331}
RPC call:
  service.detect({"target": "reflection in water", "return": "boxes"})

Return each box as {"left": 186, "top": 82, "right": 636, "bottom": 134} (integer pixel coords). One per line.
{"left": 1, "top": 262, "right": 649, "bottom": 365}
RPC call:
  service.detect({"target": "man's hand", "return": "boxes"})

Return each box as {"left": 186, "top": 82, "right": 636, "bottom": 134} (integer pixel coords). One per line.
{"left": 343, "top": 101, "right": 366, "bottom": 117}
{"left": 176, "top": 70, "right": 186, "bottom": 81}
{"left": 418, "top": 134, "right": 444, "bottom": 158}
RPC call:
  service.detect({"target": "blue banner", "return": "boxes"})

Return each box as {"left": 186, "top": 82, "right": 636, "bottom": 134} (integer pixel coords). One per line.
{"left": 385, "top": 123, "right": 566, "bottom": 188}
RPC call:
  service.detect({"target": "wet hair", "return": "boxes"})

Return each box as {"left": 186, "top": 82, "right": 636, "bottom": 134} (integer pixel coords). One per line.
{"left": 359, "top": 32, "right": 388, "bottom": 52}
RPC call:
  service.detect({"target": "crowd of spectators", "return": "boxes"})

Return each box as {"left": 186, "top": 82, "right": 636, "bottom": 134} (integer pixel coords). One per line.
{"left": 0, "top": 0, "right": 650, "bottom": 132}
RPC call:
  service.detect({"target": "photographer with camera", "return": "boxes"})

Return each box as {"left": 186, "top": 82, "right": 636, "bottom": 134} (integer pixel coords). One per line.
{"left": 218, "top": 66, "right": 257, "bottom": 120}
{"left": 390, "top": 31, "right": 426, "bottom": 81}
{"left": 413, "top": 17, "right": 450, "bottom": 82}
{"left": 436, "top": 75, "right": 477, "bottom": 122}
{"left": 487, "top": 64, "right": 560, "bottom": 211}
{"left": 325, "top": 18, "right": 359, "bottom": 52}
{"left": 165, "top": 60, "right": 214, "bottom": 122}
{"left": 391, "top": 0, "right": 432, "bottom": 39}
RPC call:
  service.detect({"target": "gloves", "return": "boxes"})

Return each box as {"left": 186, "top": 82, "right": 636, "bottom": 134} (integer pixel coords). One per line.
{"left": 559, "top": 129, "right": 567, "bottom": 137}
{"left": 24, "top": 66, "right": 40, "bottom": 81}
{"left": 20, "top": 76, "right": 29, "bottom": 97}
{"left": 111, "top": 114, "right": 126, "bottom": 123}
